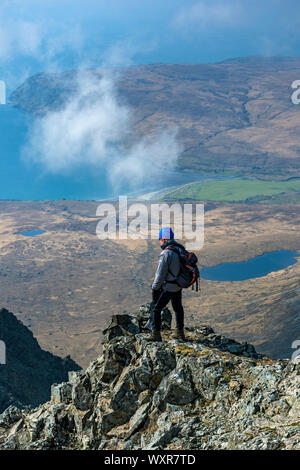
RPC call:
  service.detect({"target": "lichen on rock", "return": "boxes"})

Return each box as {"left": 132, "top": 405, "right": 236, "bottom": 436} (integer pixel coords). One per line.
{"left": 0, "top": 304, "right": 299, "bottom": 450}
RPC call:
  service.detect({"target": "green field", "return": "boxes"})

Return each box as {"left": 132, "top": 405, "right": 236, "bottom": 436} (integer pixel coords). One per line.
{"left": 160, "top": 178, "right": 300, "bottom": 202}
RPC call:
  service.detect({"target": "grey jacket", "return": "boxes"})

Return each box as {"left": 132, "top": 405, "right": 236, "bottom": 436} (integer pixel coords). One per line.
{"left": 152, "top": 240, "right": 183, "bottom": 292}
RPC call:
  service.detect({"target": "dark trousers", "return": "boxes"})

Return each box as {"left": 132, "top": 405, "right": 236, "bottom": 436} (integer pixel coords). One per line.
{"left": 152, "top": 288, "right": 184, "bottom": 331}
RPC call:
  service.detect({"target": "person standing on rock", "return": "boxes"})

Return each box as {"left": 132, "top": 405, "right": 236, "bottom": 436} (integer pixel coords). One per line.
{"left": 150, "top": 227, "right": 186, "bottom": 342}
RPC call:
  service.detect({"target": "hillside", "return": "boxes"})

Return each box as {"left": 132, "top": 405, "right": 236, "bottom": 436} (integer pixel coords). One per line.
{"left": 10, "top": 56, "right": 300, "bottom": 177}
{"left": 0, "top": 200, "right": 299, "bottom": 367}
{"left": 0, "top": 307, "right": 81, "bottom": 412}
{"left": 156, "top": 178, "right": 300, "bottom": 203}
{"left": 0, "top": 306, "right": 298, "bottom": 450}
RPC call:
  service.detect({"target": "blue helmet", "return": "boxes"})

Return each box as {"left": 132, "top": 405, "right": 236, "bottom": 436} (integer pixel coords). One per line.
{"left": 159, "top": 227, "right": 174, "bottom": 240}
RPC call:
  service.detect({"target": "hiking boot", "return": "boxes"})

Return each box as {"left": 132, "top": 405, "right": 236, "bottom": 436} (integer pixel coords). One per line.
{"left": 150, "top": 330, "right": 162, "bottom": 342}
{"left": 174, "top": 328, "right": 186, "bottom": 341}
{"left": 144, "top": 319, "right": 154, "bottom": 331}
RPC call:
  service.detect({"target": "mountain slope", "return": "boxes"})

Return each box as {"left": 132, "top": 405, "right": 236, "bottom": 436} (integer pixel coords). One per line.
{"left": 0, "top": 307, "right": 81, "bottom": 412}
{"left": 0, "top": 306, "right": 299, "bottom": 450}
{"left": 10, "top": 56, "right": 300, "bottom": 176}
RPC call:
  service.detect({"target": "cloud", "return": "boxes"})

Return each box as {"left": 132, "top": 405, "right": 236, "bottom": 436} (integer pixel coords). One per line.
{"left": 0, "top": 19, "right": 42, "bottom": 60}
{"left": 172, "top": 0, "right": 242, "bottom": 31}
{"left": 100, "top": 40, "right": 138, "bottom": 68}
{"left": 21, "top": 69, "right": 182, "bottom": 191}
{"left": 0, "top": 1, "right": 180, "bottom": 193}
{"left": 0, "top": 2, "right": 84, "bottom": 88}
{"left": 109, "top": 131, "right": 182, "bottom": 189}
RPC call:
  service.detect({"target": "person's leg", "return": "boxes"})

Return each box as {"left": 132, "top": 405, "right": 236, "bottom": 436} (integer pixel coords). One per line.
{"left": 171, "top": 289, "right": 184, "bottom": 330}
{"left": 153, "top": 290, "right": 172, "bottom": 331}
{"left": 145, "top": 288, "right": 163, "bottom": 330}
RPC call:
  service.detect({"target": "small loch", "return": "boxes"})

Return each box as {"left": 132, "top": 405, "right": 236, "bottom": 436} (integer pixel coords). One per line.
{"left": 17, "top": 230, "right": 47, "bottom": 237}
{"left": 201, "top": 250, "right": 298, "bottom": 282}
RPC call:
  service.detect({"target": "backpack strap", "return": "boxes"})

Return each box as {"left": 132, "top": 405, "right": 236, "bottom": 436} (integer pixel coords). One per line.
{"left": 165, "top": 245, "right": 181, "bottom": 255}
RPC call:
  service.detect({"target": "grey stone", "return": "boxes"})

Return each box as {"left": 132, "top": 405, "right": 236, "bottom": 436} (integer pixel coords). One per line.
{"left": 71, "top": 376, "right": 91, "bottom": 411}
{"left": 51, "top": 382, "right": 72, "bottom": 404}
{"left": 1, "top": 308, "right": 299, "bottom": 451}
{"left": 0, "top": 406, "right": 23, "bottom": 428}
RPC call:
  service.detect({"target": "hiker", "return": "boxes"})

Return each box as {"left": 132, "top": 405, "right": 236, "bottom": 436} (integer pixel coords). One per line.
{"left": 150, "top": 226, "right": 186, "bottom": 342}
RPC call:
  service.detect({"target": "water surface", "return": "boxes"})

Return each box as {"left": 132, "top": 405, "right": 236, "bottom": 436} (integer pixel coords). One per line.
{"left": 201, "top": 250, "right": 298, "bottom": 281}
{"left": 0, "top": 104, "right": 229, "bottom": 200}
{"left": 17, "top": 230, "right": 46, "bottom": 237}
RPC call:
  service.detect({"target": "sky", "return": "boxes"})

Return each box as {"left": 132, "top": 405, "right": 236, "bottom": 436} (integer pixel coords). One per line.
{"left": 1, "top": 0, "right": 300, "bottom": 89}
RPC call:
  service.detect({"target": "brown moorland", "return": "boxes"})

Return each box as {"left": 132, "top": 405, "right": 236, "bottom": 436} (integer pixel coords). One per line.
{"left": 0, "top": 199, "right": 299, "bottom": 367}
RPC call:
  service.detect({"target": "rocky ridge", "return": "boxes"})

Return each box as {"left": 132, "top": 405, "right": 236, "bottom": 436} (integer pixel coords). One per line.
{"left": 0, "top": 308, "right": 81, "bottom": 412}
{"left": 0, "top": 305, "right": 299, "bottom": 450}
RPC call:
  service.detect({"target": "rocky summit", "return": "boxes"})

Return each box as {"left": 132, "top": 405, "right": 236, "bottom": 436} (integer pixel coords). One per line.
{"left": 0, "top": 305, "right": 299, "bottom": 450}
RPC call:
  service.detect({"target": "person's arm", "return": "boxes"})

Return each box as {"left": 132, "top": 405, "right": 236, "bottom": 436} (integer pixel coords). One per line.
{"left": 152, "top": 251, "right": 169, "bottom": 290}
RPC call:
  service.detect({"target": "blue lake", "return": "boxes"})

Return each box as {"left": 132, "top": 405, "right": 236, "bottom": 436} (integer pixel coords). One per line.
{"left": 17, "top": 230, "right": 47, "bottom": 237}
{"left": 201, "top": 250, "right": 298, "bottom": 282}
{"left": 0, "top": 103, "right": 226, "bottom": 201}
{"left": 0, "top": 104, "right": 112, "bottom": 200}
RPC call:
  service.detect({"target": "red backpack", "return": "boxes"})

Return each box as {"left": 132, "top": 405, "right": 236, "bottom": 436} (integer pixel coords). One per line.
{"left": 166, "top": 245, "right": 200, "bottom": 291}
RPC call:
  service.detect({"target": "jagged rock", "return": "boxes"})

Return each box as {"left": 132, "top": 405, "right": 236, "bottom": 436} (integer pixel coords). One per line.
{"left": 138, "top": 304, "right": 172, "bottom": 330}
{"left": 71, "top": 375, "right": 92, "bottom": 411}
{"left": 51, "top": 383, "right": 72, "bottom": 404}
{"left": 68, "top": 371, "right": 82, "bottom": 382}
{"left": 102, "top": 314, "right": 139, "bottom": 342}
{"left": 153, "top": 365, "right": 197, "bottom": 409}
{"left": 100, "top": 409, "right": 129, "bottom": 435}
{"left": 0, "top": 308, "right": 299, "bottom": 450}
{"left": 0, "top": 406, "right": 24, "bottom": 428}
{"left": 143, "top": 411, "right": 183, "bottom": 449}
{"left": 100, "top": 336, "right": 134, "bottom": 383}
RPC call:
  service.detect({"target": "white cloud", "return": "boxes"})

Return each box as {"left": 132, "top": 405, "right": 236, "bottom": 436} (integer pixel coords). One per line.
{"left": 172, "top": 0, "right": 242, "bottom": 30}
{"left": 0, "top": 21, "right": 33, "bottom": 60}
{"left": 0, "top": 2, "right": 84, "bottom": 86}
{"left": 16, "top": 21, "right": 43, "bottom": 56}
{"left": 0, "top": 13, "right": 43, "bottom": 61}
{"left": 100, "top": 40, "right": 137, "bottom": 68}
{"left": 22, "top": 69, "right": 182, "bottom": 191}
{"left": 256, "top": 34, "right": 294, "bottom": 57}
{"left": 0, "top": 0, "right": 179, "bottom": 192}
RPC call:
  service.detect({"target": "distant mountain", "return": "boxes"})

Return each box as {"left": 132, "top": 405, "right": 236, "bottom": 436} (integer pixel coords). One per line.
{"left": 10, "top": 56, "right": 300, "bottom": 177}
{"left": 0, "top": 307, "right": 81, "bottom": 412}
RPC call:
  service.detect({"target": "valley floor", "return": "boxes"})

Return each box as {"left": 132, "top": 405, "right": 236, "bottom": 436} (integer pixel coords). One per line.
{"left": 0, "top": 199, "right": 299, "bottom": 366}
